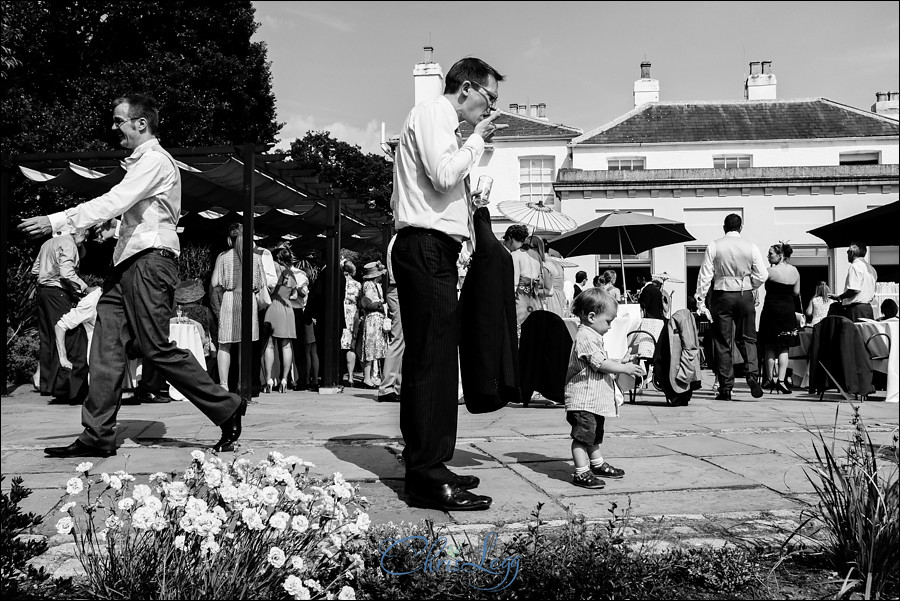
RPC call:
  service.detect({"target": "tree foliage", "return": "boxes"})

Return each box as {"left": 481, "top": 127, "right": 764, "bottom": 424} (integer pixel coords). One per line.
{"left": 289, "top": 130, "right": 394, "bottom": 217}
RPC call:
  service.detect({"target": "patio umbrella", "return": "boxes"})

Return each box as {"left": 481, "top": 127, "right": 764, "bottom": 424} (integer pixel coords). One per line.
{"left": 497, "top": 199, "right": 578, "bottom": 234}
{"left": 547, "top": 210, "right": 696, "bottom": 290}
{"left": 808, "top": 201, "right": 899, "bottom": 248}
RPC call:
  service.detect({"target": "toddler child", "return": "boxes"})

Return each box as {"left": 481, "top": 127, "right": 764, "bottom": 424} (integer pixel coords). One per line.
{"left": 564, "top": 288, "right": 644, "bottom": 489}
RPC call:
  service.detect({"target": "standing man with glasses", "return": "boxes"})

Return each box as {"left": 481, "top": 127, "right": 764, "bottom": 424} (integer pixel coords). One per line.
{"left": 391, "top": 57, "right": 506, "bottom": 511}
{"left": 19, "top": 93, "right": 245, "bottom": 458}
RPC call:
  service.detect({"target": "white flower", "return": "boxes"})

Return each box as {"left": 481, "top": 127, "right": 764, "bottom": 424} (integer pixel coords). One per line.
{"left": 282, "top": 575, "right": 310, "bottom": 600}
{"left": 97, "top": 529, "right": 107, "bottom": 542}
{"left": 219, "top": 484, "right": 239, "bottom": 504}
{"left": 75, "top": 462, "right": 93, "bottom": 473}
{"left": 115, "top": 471, "right": 135, "bottom": 482}
{"left": 291, "top": 515, "right": 309, "bottom": 533}
{"left": 118, "top": 498, "right": 135, "bottom": 511}
{"left": 183, "top": 467, "right": 197, "bottom": 480}
{"left": 304, "top": 579, "right": 323, "bottom": 593}
{"left": 59, "top": 502, "right": 76, "bottom": 513}
{"left": 241, "top": 508, "right": 265, "bottom": 531}
{"left": 284, "top": 485, "right": 304, "bottom": 502}
{"left": 212, "top": 506, "right": 227, "bottom": 522}
{"left": 105, "top": 515, "right": 122, "bottom": 530}
{"left": 56, "top": 517, "right": 74, "bottom": 535}
{"left": 290, "top": 556, "right": 306, "bottom": 572}
{"left": 148, "top": 472, "right": 169, "bottom": 483}
{"left": 268, "top": 450, "right": 286, "bottom": 466}
{"left": 355, "top": 512, "right": 371, "bottom": 532}
{"left": 204, "top": 468, "right": 223, "bottom": 488}
{"left": 185, "top": 497, "right": 208, "bottom": 517}
{"left": 269, "top": 511, "right": 290, "bottom": 530}
{"left": 132, "top": 484, "right": 152, "bottom": 502}
{"left": 267, "top": 546, "right": 286, "bottom": 568}
{"left": 143, "top": 496, "right": 162, "bottom": 512}
{"left": 191, "top": 450, "right": 206, "bottom": 461}
{"left": 66, "top": 477, "right": 84, "bottom": 496}
{"left": 260, "top": 486, "right": 279, "bottom": 506}
{"left": 163, "top": 481, "right": 188, "bottom": 507}
{"left": 348, "top": 553, "right": 364, "bottom": 573}
{"left": 200, "top": 536, "right": 220, "bottom": 557}
{"left": 107, "top": 475, "right": 122, "bottom": 490}
{"left": 174, "top": 535, "right": 186, "bottom": 550}
{"left": 132, "top": 506, "right": 159, "bottom": 530}
{"left": 338, "top": 586, "right": 356, "bottom": 600}
{"left": 333, "top": 472, "right": 346, "bottom": 486}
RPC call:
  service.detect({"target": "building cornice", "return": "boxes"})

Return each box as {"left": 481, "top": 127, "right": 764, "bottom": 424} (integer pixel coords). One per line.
{"left": 554, "top": 165, "right": 899, "bottom": 190}
{"left": 567, "top": 136, "right": 899, "bottom": 149}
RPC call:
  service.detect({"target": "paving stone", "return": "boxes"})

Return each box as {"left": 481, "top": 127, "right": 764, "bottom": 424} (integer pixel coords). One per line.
{"left": 472, "top": 438, "right": 674, "bottom": 464}
{"left": 702, "top": 453, "right": 818, "bottom": 494}
{"left": 650, "top": 435, "right": 773, "bottom": 457}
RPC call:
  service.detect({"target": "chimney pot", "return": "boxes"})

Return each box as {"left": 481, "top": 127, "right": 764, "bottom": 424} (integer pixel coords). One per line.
{"left": 889, "top": 92, "right": 899, "bottom": 102}
{"left": 423, "top": 46, "right": 434, "bottom": 63}
{"left": 749, "top": 61, "right": 761, "bottom": 75}
{"left": 876, "top": 92, "right": 888, "bottom": 102}
{"left": 761, "top": 60, "right": 772, "bottom": 74}
{"left": 509, "top": 103, "right": 518, "bottom": 112}
{"left": 529, "top": 104, "right": 538, "bottom": 117}
{"left": 640, "top": 62, "right": 651, "bottom": 79}
{"left": 538, "top": 102, "right": 547, "bottom": 118}
{"left": 518, "top": 103, "right": 527, "bottom": 115}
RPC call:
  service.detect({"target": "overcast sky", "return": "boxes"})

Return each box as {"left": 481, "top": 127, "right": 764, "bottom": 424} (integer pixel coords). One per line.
{"left": 252, "top": 1, "right": 900, "bottom": 155}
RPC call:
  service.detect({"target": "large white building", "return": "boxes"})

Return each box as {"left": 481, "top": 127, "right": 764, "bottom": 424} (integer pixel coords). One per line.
{"left": 402, "top": 51, "right": 898, "bottom": 309}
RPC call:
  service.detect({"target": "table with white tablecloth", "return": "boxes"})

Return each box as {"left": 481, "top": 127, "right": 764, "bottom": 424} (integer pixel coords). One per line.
{"left": 788, "top": 318, "right": 897, "bottom": 402}
{"left": 563, "top": 304, "right": 643, "bottom": 359}
{"left": 125, "top": 322, "right": 206, "bottom": 400}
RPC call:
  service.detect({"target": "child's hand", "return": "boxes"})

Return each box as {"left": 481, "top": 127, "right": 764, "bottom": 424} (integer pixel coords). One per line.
{"left": 624, "top": 362, "right": 645, "bottom": 377}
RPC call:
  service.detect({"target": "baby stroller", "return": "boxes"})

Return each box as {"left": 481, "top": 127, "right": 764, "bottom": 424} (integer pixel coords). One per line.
{"left": 652, "top": 308, "right": 702, "bottom": 406}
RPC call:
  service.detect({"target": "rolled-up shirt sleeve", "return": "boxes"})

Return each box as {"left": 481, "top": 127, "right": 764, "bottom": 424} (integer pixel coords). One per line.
{"left": 750, "top": 244, "right": 769, "bottom": 290}
{"left": 415, "top": 103, "right": 484, "bottom": 194}
{"left": 695, "top": 241, "right": 716, "bottom": 302}
{"left": 48, "top": 153, "right": 172, "bottom": 233}
{"left": 57, "top": 290, "right": 100, "bottom": 330}
{"left": 56, "top": 238, "right": 87, "bottom": 293}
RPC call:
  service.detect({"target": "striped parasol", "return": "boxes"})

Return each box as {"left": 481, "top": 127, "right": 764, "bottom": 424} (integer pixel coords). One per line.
{"left": 497, "top": 199, "right": 578, "bottom": 234}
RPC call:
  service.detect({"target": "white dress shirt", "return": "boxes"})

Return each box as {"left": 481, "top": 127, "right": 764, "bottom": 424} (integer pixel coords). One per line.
{"left": 48, "top": 139, "right": 181, "bottom": 266}
{"left": 842, "top": 257, "right": 877, "bottom": 306}
{"left": 696, "top": 231, "right": 769, "bottom": 303}
{"left": 391, "top": 95, "right": 485, "bottom": 241}
{"left": 56, "top": 287, "right": 103, "bottom": 356}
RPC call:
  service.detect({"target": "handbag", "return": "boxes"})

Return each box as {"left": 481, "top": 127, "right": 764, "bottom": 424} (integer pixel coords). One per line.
{"left": 380, "top": 286, "right": 392, "bottom": 332}
{"left": 256, "top": 285, "right": 272, "bottom": 311}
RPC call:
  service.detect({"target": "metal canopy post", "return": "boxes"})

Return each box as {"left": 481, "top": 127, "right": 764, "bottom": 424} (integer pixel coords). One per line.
{"left": 239, "top": 144, "right": 255, "bottom": 402}
{"left": 321, "top": 189, "right": 341, "bottom": 391}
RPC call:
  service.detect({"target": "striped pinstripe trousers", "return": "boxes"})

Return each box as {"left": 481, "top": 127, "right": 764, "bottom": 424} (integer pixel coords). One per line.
{"left": 392, "top": 228, "right": 462, "bottom": 487}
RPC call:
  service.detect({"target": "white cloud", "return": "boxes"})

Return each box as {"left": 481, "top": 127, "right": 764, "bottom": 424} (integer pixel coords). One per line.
{"left": 274, "top": 114, "right": 389, "bottom": 156}
{"left": 282, "top": 6, "right": 355, "bottom": 33}
{"left": 523, "top": 37, "right": 550, "bottom": 60}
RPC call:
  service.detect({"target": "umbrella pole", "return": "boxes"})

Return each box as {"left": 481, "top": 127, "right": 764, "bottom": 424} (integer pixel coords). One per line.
{"left": 618, "top": 228, "right": 626, "bottom": 301}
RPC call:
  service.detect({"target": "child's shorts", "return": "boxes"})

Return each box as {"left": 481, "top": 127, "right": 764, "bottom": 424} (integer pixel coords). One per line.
{"left": 566, "top": 411, "right": 605, "bottom": 446}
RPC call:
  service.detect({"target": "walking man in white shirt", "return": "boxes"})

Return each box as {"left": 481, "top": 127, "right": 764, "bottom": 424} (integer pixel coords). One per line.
{"left": 829, "top": 242, "right": 877, "bottom": 322}
{"left": 391, "top": 57, "right": 506, "bottom": 511}
{"left": 19, "top": 94, "right": 245, "bottom": 457}
{"left": 695, "top": 214, "right": 769, "bottom": 401}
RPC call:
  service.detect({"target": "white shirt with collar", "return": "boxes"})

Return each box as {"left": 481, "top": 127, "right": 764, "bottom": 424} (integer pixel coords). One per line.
{"left": 696, "top": 231, "right": 769, "bottom": 302}
{"left": 843, "top": 257, "right": 877, "bottom": 306}
{"left": 48, "top": 138, "right": 181, "bottom": 266}
{"left": 391, "top": 95, "right": 485, "bottom": 241}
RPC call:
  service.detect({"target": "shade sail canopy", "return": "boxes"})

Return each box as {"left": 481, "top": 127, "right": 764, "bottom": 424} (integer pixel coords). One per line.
{"left": 17, "top": 152, "right": 389, "bottom": 253}
{"left": 808, "top": 201, "right": 899, "bottom": 248}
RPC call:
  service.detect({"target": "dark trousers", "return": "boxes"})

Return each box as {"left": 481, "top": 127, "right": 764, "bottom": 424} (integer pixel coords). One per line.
{"left": 392, "top": 229, "right": 461, "bottom": 487}
{"left": 711, "top": 290, "right": 759, "bottom": 392}
{"left": 837, "top": 302, "right": 875, "bottom": 322}
{"left": 80, "top": 251, "right": 240, "bottom": 451}
{"left": 37, "top": 286, "right": 88, "bottom": 401}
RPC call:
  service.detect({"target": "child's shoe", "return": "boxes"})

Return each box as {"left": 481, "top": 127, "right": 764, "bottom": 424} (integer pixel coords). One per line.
{"left": 572, "top": 470, "right": 606, "bottom": 489}
{"left": 591, "top": 462, "right": 625, "bottom": 479}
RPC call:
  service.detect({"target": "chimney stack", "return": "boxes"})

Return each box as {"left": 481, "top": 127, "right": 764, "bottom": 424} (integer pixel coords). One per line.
{"left": 509, "top": 103, "right": 518, "bottom": 113}
{"left": 413, "top": 45, "right": 443, "bottom": 106}
{"left": 744, "top": 60, "right": 776, "bottom": 100}
{"left": 633, "top": 61, "right": 660, "bottom": 107}
{"left": 537, "top": 102, "right": 547, "bottom": 119}
{"left": 529, "top": 104, "right": 538, "bottom": 117}
{"left": 871, "top": 91, "right": 899, "bottom": 119}
{"left": 518, "top": 103, "right": 527, "bottom": 116}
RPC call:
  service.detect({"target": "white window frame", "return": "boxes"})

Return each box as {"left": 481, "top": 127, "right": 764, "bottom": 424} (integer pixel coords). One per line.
{"left": 607, "top": 156, "right": 645, "bottom": 171}
{"left": 713, "top": 155, "right": 752, "bottom": 169}
{"left": 519, "top": 156, "right": 555, "bottom": 203}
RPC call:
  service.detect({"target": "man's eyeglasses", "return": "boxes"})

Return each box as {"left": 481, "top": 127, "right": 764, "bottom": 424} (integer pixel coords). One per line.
{"left": 470, "top": 82, "right": 498, "bottom": 109}
{"left": 113, "top": 117, "right": 142, "bottom": 128}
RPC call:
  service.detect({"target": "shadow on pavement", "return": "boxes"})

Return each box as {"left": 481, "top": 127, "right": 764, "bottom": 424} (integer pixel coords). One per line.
{"left": 505, "top": 451, "right": 571, "bottom": 484}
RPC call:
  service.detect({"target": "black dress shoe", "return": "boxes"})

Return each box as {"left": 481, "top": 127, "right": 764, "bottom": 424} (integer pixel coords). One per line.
{"left": 451, "top": 474, "right": 480, "bottom": 490}
{"left": 45, "top": 440, "right": 115, "bottom": 458}
{"left": 746, "top": 374, "right": 763, "bottom": 399}
{"left": 714, "top": 389, "right": 732, "bottom": 401}
{"left": 405, "top": 482, "right": 491, "bottom": 511}
{"left": 135, "top": 391, "right": 172, "bottom": 404}
{"left": 212, "top": 397, "right": 247, "bottom": 452}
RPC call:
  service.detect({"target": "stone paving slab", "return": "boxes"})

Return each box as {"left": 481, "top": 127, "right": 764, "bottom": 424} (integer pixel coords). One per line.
{"left": 702, "top": 453, "right": 818, "bottom": 495}
{"left": 648, "top": 434, "right": 773, "bottom": 457}
{"left": 471, "top": 438, "right": 675, "bottom": 463}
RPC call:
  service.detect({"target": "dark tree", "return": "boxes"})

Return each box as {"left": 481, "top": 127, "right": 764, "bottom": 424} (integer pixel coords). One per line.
{"left": 289, "top": 130, "right": 394, "bottom": 217}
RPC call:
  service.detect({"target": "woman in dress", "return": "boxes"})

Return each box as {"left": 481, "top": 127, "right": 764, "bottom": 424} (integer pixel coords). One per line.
{"left": 759, "top": 243, "right": 801, "bottom": 394}
{"left": 358, "top": 261, "right": 387, "bottom": 389}
{"left": 542, "top": 244, "right": 569, "bottom": 318}
{"left": 341, "top": 260, "right": 363, "bottom": 387}
{"left": 263, "top": 247, "right": 300, "bottom": 393}
{"left": 513, "top": 237, "right": 547, "bottom": 337}
{"left": 210, "top": 222, "right": 265, "bottom": 392}
{"left": 805, "top": 281, "right": 833, "bottom": 327}
{"left": 600, "top": 269, "right": 622, "bottom": 301}
{"left": 299, "top": 258, "right": 320, "bottom": 391}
